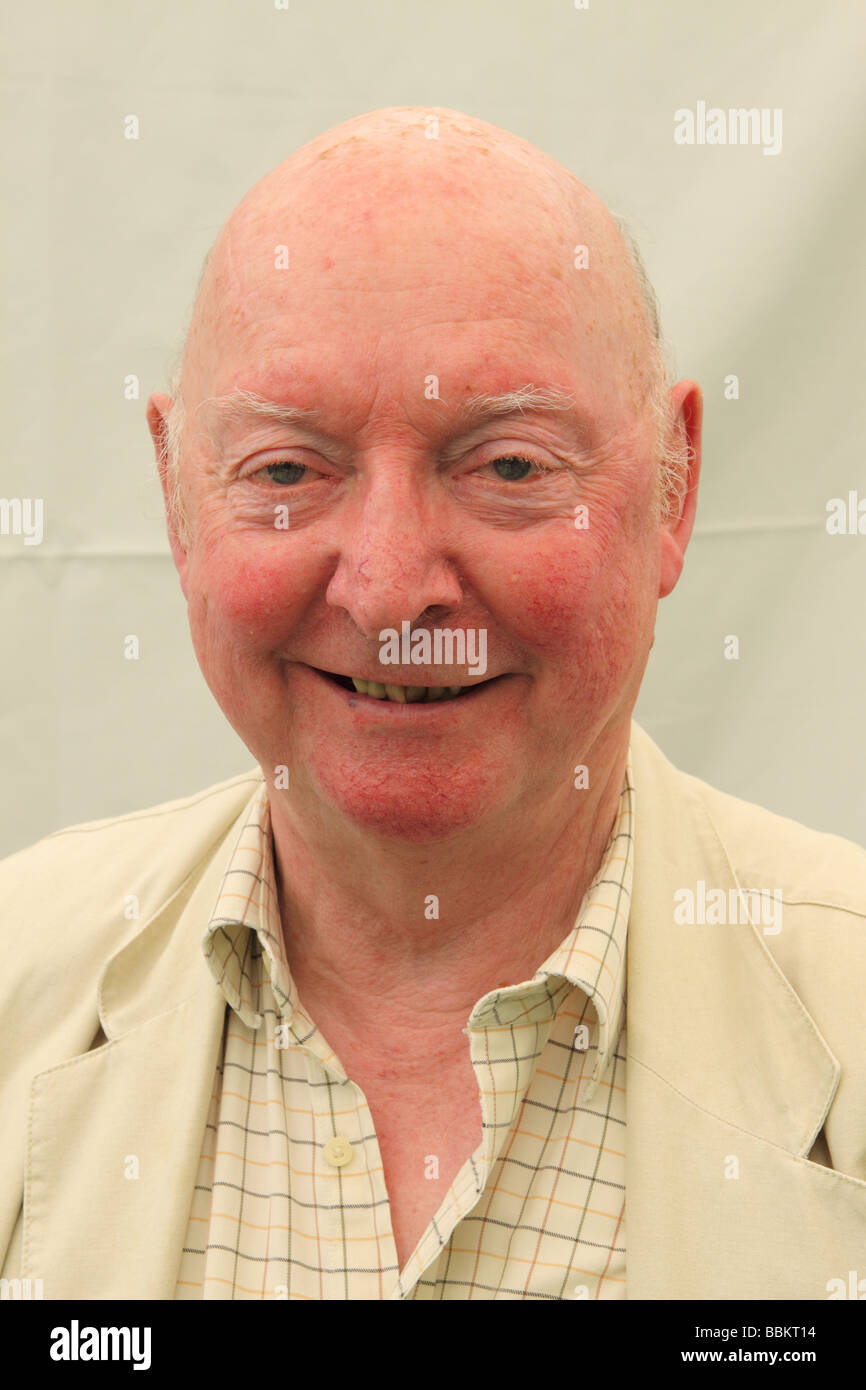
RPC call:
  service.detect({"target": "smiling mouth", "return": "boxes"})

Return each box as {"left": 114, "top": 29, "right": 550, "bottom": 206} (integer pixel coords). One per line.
{"left": 312, "top": 667, "right": 496, "bottom": 704}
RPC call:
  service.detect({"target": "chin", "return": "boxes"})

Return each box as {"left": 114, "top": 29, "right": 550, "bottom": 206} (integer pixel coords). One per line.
{"left": 309, "top": 761, "right": 503, "bottom": 844}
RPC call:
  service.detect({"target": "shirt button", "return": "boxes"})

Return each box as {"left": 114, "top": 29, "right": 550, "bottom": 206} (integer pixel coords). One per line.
{"left": 323, "top": 1134, "right": 354, "bottom": 1167}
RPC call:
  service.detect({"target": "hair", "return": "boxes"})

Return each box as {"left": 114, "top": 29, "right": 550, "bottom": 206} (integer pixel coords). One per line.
{"left": 611, "top": 212, "right": 692, "bottom": 520}
{"left": 159, "top": 216, "right": 690, "bottom": 545}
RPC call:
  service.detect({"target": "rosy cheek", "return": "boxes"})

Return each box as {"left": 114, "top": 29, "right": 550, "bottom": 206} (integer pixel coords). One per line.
{"left": 493, "top": 530, "right": 645, "bottom": 679}
{"left": 494, "top": 542, "right": 605, "bottom": 651}
{"left": 192, "top": 538, "right": 311, "bottom": 641}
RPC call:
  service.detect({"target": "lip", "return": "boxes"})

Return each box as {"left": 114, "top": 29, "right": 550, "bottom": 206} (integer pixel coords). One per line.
{"left": 301, "top": 663, "right": 509, "bottom": 712}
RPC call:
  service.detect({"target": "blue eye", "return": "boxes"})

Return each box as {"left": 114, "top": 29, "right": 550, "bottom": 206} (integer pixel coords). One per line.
{"left": 264, "top": 461, "right": 307, "bottom": 485}
{"left": 491, "top": 455, "right": 535, "bottom": 481}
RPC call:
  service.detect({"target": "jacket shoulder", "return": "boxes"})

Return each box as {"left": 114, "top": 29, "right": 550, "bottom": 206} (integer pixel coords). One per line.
{"left": 630, "top": 719, "right": 865, "bottom": 916}
{"left": 683, "top": 768, "right": 866, "bottom": 918}
{"left": 0, "top": 768, "right": 264, "bottom": 967}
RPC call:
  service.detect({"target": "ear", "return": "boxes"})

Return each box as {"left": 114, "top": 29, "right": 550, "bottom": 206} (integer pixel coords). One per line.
{"left": 658, "top": 380, "right": 702, "bottom": 599}
{"left": 147, "top": 392, "right": 190, "bottom": 598}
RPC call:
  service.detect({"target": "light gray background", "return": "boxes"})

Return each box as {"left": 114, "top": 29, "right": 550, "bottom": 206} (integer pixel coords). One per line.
{"left": 2, "top": 0, "right": 864, "bottom": 857}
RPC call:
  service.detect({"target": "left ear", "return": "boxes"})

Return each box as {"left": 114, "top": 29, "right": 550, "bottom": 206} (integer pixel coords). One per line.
{"left": 658, "top": 379, "right": 702, "bottom": 599}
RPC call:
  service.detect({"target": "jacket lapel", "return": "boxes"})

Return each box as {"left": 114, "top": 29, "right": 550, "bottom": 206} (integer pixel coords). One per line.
{"left": 22, "top": 804, "right": 250, "bottom": 1300}
{"left": 624, "top": 723, "right": 866, "bottom": 1298}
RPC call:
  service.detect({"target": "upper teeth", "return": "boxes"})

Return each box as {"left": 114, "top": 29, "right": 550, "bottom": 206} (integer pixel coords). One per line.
{"left": 350, "top": 679, "right": 464, "bottom": 703}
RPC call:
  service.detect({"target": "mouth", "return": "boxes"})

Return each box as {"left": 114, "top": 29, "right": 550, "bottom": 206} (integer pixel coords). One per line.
{"left": 311, "top": 667, "right": 500, "bottom": 704}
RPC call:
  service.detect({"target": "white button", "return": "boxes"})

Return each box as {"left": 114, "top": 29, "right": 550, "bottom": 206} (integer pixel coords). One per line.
{"left": 323, "top": 1134, "right": 354, "bottom": 1167}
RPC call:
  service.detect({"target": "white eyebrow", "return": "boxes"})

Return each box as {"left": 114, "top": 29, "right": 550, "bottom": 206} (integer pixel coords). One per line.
{"left": 199, "top": 383, "right": 584, "bottom": 442}
{"left": 198, "top": 390, "right": 318, "bottom": 437}
{"left": 195, "top": 386, "right": 592, "bottom": 467}
{"left": 456, "top": 384, "right": 581, "bottom": 419}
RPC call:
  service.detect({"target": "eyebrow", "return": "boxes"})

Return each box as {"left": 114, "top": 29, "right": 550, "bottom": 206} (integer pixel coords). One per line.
{"left": 198, "top": 384, "right": 589, "bottom": 454}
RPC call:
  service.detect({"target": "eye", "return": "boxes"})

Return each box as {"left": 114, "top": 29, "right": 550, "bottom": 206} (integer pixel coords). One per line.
{"left": 482, "top": 454, "right": 547, "bottom": 481}
{"left": 262, "top": 460, "right": 308, "bottom": 485}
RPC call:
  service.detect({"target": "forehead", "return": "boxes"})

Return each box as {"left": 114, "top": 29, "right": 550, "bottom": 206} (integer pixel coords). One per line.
{"left": 185, "top": 149, "right": 644, "bottom": 423}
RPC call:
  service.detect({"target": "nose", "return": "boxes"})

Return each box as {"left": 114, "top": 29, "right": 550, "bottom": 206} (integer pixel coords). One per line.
{"left": 325, "top": 464, "right": 464, "bottom": 637}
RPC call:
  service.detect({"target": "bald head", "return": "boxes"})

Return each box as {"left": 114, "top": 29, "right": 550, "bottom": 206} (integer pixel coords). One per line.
{"left": 160, "top": 106, "right": 684, "bottom": 540}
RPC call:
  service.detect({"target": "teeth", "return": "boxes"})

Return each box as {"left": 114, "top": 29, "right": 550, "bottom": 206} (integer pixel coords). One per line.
{"left": 347, "top": 678, "right": 463, "bottom": 703}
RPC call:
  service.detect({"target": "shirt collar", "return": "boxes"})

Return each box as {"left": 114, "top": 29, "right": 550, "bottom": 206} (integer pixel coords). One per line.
{"left": 462, "top": 751, "right": 633, "bottom": 1099}
{"left": 536, "top": 749, "right": 633, "bottom": 1092}
{"left": 202, "top": 784, "right": 293, "bottom": 1029}
{"left": 203, "top": 750, "right": 634, "bottom": 1086}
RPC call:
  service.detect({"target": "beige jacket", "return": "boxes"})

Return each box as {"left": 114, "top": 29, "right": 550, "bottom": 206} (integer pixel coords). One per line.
{"left": 1, "top": 721, "right": 864, "bottom": 1300}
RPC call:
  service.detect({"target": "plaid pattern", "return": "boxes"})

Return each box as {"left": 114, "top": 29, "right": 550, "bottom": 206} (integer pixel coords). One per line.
{"left": 174, "top": 752, "right": 633, "bottom": 1300}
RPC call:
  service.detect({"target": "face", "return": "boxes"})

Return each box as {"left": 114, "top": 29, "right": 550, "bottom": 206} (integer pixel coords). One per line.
{"left": 152, "top": 146, "right": 696, "bottom": 844}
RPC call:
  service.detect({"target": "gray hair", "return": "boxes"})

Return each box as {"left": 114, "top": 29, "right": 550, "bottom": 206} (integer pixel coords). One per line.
{"left": 611, "top": 212, "right": 692, "bottom": 519}
{"left": 159, "top": 217, "right": 689, "bottom": 542}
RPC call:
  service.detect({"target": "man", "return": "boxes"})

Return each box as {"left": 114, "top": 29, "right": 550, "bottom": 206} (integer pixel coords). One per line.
{"left": 1, "top": 106, "right": 864, "bottom": 1302}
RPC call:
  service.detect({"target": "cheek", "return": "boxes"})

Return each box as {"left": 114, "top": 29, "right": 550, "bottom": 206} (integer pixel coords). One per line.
{"left": 495, "top": 523, "right": 653, "bottom": 687}
{"left": 187, "top": 535, "right": 315, "bottom": 651}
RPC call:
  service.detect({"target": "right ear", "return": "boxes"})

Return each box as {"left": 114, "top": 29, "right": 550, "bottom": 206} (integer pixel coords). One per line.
{"left": 657, "top": 379, "right": 702, "bottom": 600}
{"left": 147, "top": 392, "right": 189, "bottom": 598}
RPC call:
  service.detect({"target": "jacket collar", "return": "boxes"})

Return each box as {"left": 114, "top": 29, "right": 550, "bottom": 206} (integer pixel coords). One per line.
{"left": 97, "top": 777, "right": 266, "bottom": 1039}
{"left": 625, "top": 720, "right": 838, "bottom": 1155}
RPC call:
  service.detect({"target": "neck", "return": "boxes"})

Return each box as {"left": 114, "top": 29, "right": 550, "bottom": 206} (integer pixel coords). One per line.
{"left": 269, "top": 732, "right": 629, "bottom": 1052}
